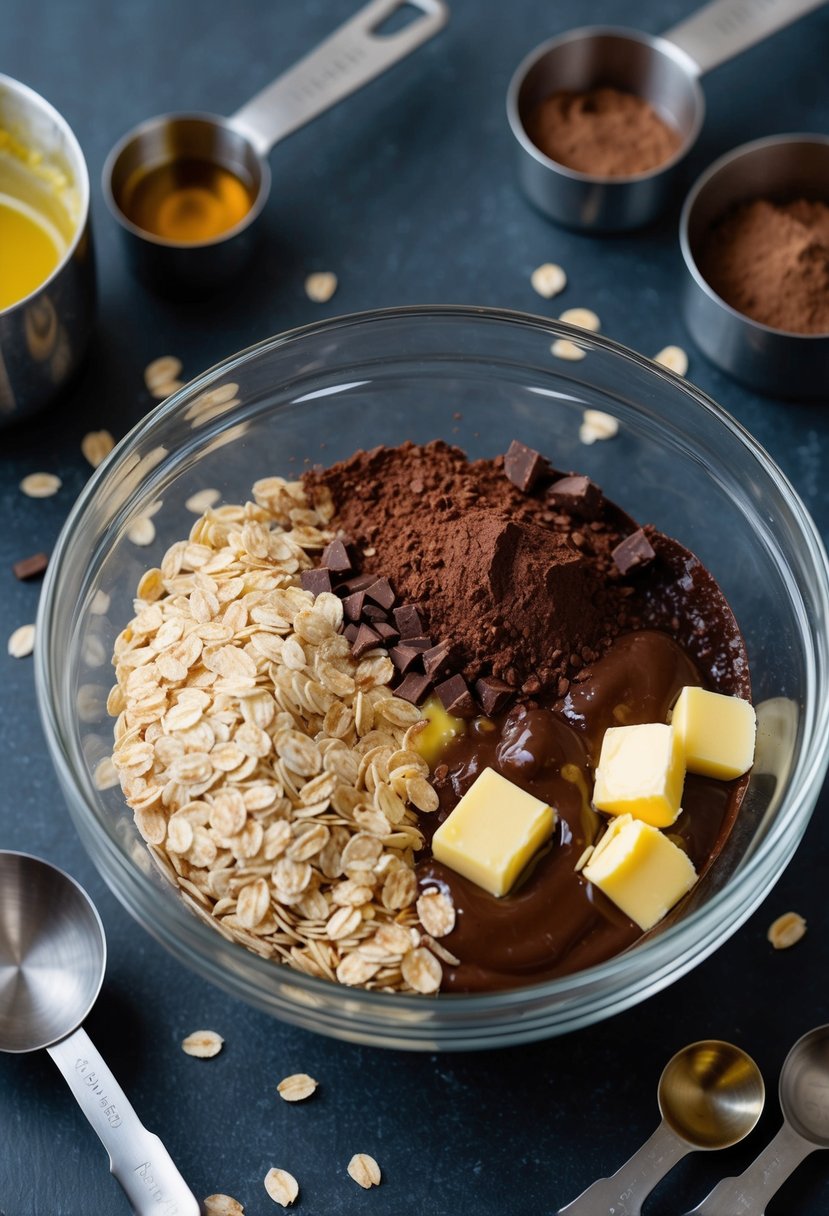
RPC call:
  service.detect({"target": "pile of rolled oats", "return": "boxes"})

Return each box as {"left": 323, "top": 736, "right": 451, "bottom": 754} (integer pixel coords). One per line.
{"left": 108, "top": 476, "right": 452, "bottom": 994}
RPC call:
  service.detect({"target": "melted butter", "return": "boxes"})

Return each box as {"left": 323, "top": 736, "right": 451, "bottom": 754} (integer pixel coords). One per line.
{"left": 120, "top": 158, "right": 254, "bottom": 243}
{"left": 0, "top": 193, "right": 65, "bottom": 310}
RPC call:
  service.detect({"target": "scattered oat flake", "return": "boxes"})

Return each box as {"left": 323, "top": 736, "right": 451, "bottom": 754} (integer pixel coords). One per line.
{"left": 81, "top": 429, "right": 115, "bottom": 468}
{"left": 347, "top": 1154, "right": 382, "bottom": 1190}
{"left": 150, "top": 379, "right": 185, "bottom": 400}
{"left": 559, "top": 307, "right": 600, "bottom": 332}
{"left": 654, "top": 345, "right": 689, "bottom": 376}
{"left": 277, "top": 1072, "right": 318, "bottom": 1103}
{"left": 579, "top": 409, "right": 619, "bottom": 446}
{"left": 204, "top": 1196, "right": 244, "bottom": 1216}
{"left": 93, "top": 756, "right": 119, "bottom": 790}
{"left": 145, "top": 355, "right": 182, "bottom": 391}
{"left": 90, "top": 588, "right": 111, "bottom": 615}
{"left": 264, "top": 1168, "right": 299, "bottom": 1207}
{"left": 181, "top": 1029, "right": 224, "bottom": 1058}
{"left": 530, "top": 262, "right": 567, "bottom": 299}
{"left": 185, "top": 487, "right": 221, "bottom": 514}
{"left": 8, "top": 624, "right": 35, "bottom": 658}
{"left": 551, "top": 338, "right": 585, "bottom": 362}
{"left": 127, "top": 516, "right": 156, "bottom": 547}
{"left": 767, "top": 911, "right": 806, "bottom": 950}
{"left": 417, "top": 888, "right": 455, "bottom": 938}
{"left": 20, "top": 471, "right": 61, "bottom": 498}
{"left": 305, "top": 271, "right": 338, "bottom": 303}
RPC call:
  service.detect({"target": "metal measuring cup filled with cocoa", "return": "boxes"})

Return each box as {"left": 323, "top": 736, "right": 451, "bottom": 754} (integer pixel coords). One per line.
{"left": 506, "top": 0, "right": 825, "bottom": 231}
{"left": 102, "top": 0, "right": 447, "bottom": 293}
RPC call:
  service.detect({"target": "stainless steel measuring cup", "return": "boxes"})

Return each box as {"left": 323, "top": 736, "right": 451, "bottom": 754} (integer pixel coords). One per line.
{"left": 0, "top": 851, "right": 199, "bottom": 1216}
{"left": 507, "top": 0, "right": 825, "bottom": 231}
{"left": 103, "top": 0, "right": 448, "bottom": 292}
{"left": 557, "top": 1040, "right": 765, "bottom": 1216}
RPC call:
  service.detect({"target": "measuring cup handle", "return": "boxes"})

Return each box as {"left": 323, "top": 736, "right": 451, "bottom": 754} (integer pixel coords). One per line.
{"left": 556, "top": 1124, "right": 690, "bottom": 1216}
{"left": 48, "top": 1026, "right": 199, "bottom": 1216}
{"left": 662, "top": 0, "right": 826, "bottom": 77}
{"left": 230, "top": 0, "right": 449, "bottom": 157}
{"left": 685, "top": 1123, "right": 816, "bottom": 1215}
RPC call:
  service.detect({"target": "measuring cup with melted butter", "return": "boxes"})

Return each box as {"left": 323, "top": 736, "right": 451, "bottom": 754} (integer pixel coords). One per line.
{"left": 103, "top": 0, "right": 447, "bottom": 294}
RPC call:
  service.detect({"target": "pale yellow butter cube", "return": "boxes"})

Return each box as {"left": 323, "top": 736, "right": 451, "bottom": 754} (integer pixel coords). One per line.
{"left": 583, "top": 814, "right": 697, "bottom": 931}
{"left": 413, "top": 695, "right": 467, "bottom": 767}
{"left": 671, "top": 686, "right": 756, "bottom": 780}
{"left": 432, "top": 767, "right": 555, "bottom": 897}
{"left": 592, "top": 723, "right": 684, "bottom": 827}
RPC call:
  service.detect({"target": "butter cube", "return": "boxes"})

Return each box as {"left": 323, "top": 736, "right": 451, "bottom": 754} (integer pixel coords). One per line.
{"left": 413, "top": 695, "right": 467, "bottom": 767}
{"left": 583, "top": 814, "right": 697, "bottom": 931}
{"left": 432, "top": 767, "right": 555, "bottom": 897}
{"left": 593, "top": 723, "right": 685, "bottom": 827}
{"left": 671, "top": 687, "right": 756, "bottom": 780}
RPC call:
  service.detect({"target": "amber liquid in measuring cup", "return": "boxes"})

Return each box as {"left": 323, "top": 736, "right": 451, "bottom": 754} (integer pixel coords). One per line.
{"left": 119, "top": 158, "right": 254, "bottom": 244}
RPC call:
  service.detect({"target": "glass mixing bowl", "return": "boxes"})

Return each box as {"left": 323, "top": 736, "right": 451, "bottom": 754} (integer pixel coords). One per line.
{"left": 36, "top": 307, "right": 829, "bottom": 1050}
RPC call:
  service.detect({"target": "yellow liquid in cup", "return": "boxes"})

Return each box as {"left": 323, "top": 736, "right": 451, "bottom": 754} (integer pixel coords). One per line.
{"left": 120, "top": 158, "right": 254, "bottom": 244}
{"left": 0, "top": 193, "right": 66, "bottom": 311}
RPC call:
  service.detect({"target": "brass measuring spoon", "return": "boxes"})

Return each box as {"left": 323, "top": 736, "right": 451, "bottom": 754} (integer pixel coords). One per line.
{"left": 0, "top": 851, "right": 199, "bottom": 1215}
{"left": 686, "top": 1024, "right": 829, "bottom": 1214}
{"left": 557, "top": 1040, "right": 765, "bottom": 1216}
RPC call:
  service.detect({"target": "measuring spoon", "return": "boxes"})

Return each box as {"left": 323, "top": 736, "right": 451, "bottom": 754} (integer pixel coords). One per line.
{"left": 686, "top": 1024, "right": 829, "bottom": 1215}
{"left": 0, "top": 851, "right": 198, "bottom": 1216}
{"left": 507, "top": 0, "right": 825, "bottom": 231}
{"left": 557, "top": 1040, "right": 765, "bottom": 1216}
{"left": 103, "top": 0, "right": 447, "bottom": 293}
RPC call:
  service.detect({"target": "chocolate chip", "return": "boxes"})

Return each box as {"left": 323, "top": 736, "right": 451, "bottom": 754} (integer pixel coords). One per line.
{"left": 393, "top": 604, "right": 425, "bottom": 638}
{"left": 339, "top": 573, "right": 376, "bottom": 595}
{"left": 374, "top": 621, "right": 400, "bottom": 644}
{"left": 364, "top": 577, "right": 395, "bottom": 610}
{"left": 547, "top": 474, "right": 602, "bottom": 519}
{"left": 474, "top": 676, "right": 514, "bottom": 715}
{"left": 342, "top": 591, "right": 366, "bottom": 621}
{"left": 394, "top": 672, "right": 433, "bottom": 705}
{"left": 344, "top": 623, "right": 359, "bottom": 644}
{"left": 362, "top": 604, "right": 389, "bottom": 623}
{"left": 351, "top": 623, "right": 381, "bottom": 659}
{"left": 390, "top": 645, "right": 423, "bottom": 674}
{"left": 300, "top": 568, "right": 333, "bottom": 597}
{"left": 504, "top": 439, "right": 547, "bottom": 493}
{"left": 422, "top": 641, "right": 455, "bottom": 679}
{"left": 12, "top": 552, "right": 49, "bottom": 581}
{"left": 435, "top": 673, "right": 476, "bottom": 718}
{"left": 321, "top": 539, "right": 353, "bottom": 574}
{"left": 612, "top": 528, "right": 656, "bottom": 575}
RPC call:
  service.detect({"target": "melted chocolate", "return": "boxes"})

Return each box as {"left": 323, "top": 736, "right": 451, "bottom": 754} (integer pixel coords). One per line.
{"left": 416, "top": 631, "right": 747, "bottom": 993}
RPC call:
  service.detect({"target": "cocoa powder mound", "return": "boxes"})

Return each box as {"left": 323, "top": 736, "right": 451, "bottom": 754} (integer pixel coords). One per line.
{"left": 526, "top": 86, "right": 682, "bottom": 177}
{"left": 303, "top": 441, "right": 629, "bottom": 693}
{"left": 700, "top": 198, "right": 829, "bottom": 334}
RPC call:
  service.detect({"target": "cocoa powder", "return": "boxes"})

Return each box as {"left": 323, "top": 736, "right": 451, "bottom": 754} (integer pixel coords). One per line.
{"left": 526, "top": 86, "right": 682, "bottom": 177}
{"left": 699, "top": 198, "right": 829, "bottom": 334}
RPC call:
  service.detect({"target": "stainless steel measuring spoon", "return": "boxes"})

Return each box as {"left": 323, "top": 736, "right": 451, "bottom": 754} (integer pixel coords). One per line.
{"left": 557, "top": 1040, "right": 765, "bottom": 1216}
{"left": 0, "top": 851, "right": 199, "bottom": 1216}
{"left": 686, "top": 1024, "right": 829, "bottom": 1215}
{"left": 507, "top": 0, "right": 825, "bottom": 231}
{"left": 103, "top": 0, "right": 448, "bottom": 291}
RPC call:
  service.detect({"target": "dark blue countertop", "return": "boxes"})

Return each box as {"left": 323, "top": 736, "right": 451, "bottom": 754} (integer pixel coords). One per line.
{"left": 3, "top": 2, "right": 829, "bottom": 1213}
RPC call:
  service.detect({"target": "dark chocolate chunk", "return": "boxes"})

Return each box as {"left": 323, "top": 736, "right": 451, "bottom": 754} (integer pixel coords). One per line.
{"left": 612, "top": 528, "right": 656, "bottom": 575}
{"left": 389, "top": 644, "right": 423, "bottom": 675}
{"left": 393, "top": 604, "right": 425, "bottom": 638}
{"left": 474, "top": 676, "right": 514, "bottom": 716}
{"left": 546, "top": 474, "right": 603, "bottom": 519}
{"left": 364, "top": 577, "right": 396, "bottom": 610}
{"left": 351, "top": 623, "right": 381, "bottom": 659}
{"left": 344, "top": 623, "right": 359, "bottom": 643}
{"left": 300, "top": 567, "right": 333, "bottom": 597}
{"left": 400, "top": 635, "right": 432, "bottom": 651}
{"left": 504, "top": 439, "right": 547, "bottom": 493}
{"left": 12, "top": 552, "right": 49, "bottom": 581}
{"left": 374, "top": 621, "right": 400, "bottom": 644}
{"left": 394, "top": 672, "right": 433, "bottom": 705}
{"left": 342, "top": 590, "right": 366, "bottom": 621}
{"left": 435, "top": 673, "right": 477, "bottom": 718}
{"left": 321, "top": 539, "right": 352, "bottom": 574}
{"left": 422, "top": 640, "right": 455, "bottom": 679}
{"left": 338, "top": 573, "right": 376, "bottom": 595}
{"left": 362, "top": 604, "right": 389, "bottom": 623}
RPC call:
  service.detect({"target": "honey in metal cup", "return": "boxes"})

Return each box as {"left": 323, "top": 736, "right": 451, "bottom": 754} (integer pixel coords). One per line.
{"left": 0, "top": 75, "right": 95, "bottom": 426}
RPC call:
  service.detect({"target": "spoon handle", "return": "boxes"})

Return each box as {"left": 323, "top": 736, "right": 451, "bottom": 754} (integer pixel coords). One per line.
{"left": 230, "top": 0, "right": 448, "bottom": 157}
{"left": 663, "top": 0, "right": 826, "bottom": 79}
{"left": 686, "top": 1123, "right": 815, "bottom": 1215}
{"left": 557, "top": 1125, "right": 690, "bottom": 1215}
{"left": 48, "top": 1026, "right": 199, "bottom": 1216}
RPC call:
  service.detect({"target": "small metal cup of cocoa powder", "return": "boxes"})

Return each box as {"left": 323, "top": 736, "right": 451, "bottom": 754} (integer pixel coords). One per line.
{"left": 680, "top": 134, "right": 829, "bottom": 399}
